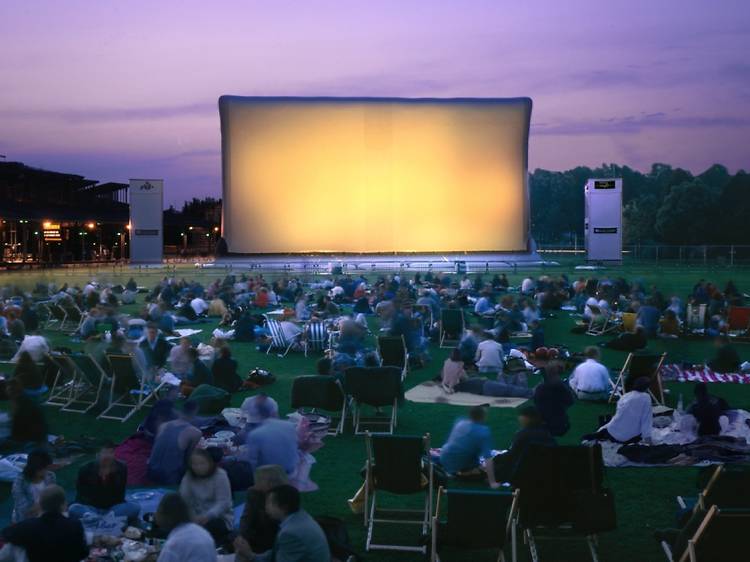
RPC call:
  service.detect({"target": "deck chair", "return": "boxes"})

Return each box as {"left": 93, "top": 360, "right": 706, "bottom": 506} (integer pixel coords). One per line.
{"left": 514, "top": 444, "right": 610, "bottom": 562}
{"left": 727, "top": 306, "right": 750, "bottom": 331}
{"left": 103, "top": 354, "right": 162, "bottom": 421}
{"left": 57, "top": 353, "right": 105, "bottom": 414}
{"left": 60, "top": 302, "right": 84, "bottom": 332}
{"left": 585, "top": 305, "right": 618, "bottom": 336}
{"left": 431, "top": 487, "right": 519, "bottom": 562}
{"left": 264, "top": 316, "right": 301, "bottom": 357}
{"left": 609, "top": 351, "right": 667, "bottom": 406}
{"left": 45, "top": 303, "right": 67, "bottom": 330}
{"left": 377, "top": 335, "right": 409, "bottom": 379}
{"left": 440, "top": 309, "right": 465, "bottom": 348}
{"left": 290, "top": 375, "right": 347, "bottom": 435}
{"left": 621, "top": 312, "right": 637, "bottom": 333}
{"left": 660, "top": 506, "right": 750, "bottom": 562}
{"left": 364, "top": 432, "right": 433, "bottom": 554}
{"left": 344, "top": 366, "right": 402, "bottom": 434}
{"left": 685, "top": 304, "right": 707, "bottom": 333}
{"left": 677, "top": 464, "right": 750, "bottom": 515}
{"left": 303, "top": 321, "right": 329, "bottom": 357}
{"left": 45, "top": 352, "right": 83, "bottom": 407}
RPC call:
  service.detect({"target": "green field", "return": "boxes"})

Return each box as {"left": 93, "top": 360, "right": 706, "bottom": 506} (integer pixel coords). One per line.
{"left": 1, "top": 263, "right": 749, "bottom": 561}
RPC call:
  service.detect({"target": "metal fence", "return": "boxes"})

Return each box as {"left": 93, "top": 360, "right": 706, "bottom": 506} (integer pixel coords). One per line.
{"left": 537, "top": 245, "right": 750, "bottom": 266}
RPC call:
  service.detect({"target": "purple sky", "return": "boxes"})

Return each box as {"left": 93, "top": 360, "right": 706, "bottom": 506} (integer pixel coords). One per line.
{"left": 2, "top": 0, "right": 749, "bottom": 207}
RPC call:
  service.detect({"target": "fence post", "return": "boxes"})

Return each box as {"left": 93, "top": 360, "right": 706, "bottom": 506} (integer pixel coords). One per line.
{"left": 730, "top": 245, "right": 735, "bottom": 266}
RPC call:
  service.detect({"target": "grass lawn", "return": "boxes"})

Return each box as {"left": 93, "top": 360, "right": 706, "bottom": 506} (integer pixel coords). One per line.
{"left": 1, "top": 263, "right": 749, "bottom": 561}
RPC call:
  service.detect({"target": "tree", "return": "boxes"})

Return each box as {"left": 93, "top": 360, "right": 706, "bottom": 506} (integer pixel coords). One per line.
{"left": 655, "top": 180, "right": 718, "bottom": 245}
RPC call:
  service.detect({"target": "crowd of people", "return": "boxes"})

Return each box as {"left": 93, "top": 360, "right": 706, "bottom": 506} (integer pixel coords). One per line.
{"left": 0, "top": 269, "right": 747, "bottom": 561}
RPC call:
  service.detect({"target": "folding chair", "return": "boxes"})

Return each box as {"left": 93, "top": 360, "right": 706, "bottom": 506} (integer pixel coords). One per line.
{"left": 377, "top": 335, "right": 409, "bottom": 379}
{"left": 609, "top": 351, "right": 667, "bottom": 406}
{"left": 344, "top": 366, "right": 402, "bottom": 434}
{"left": 303, "top": 321, "right": 329, "bottom": 357}
{"left": 431, "top": 487, "right": 519, "bottom": 562}
{"left": 585, "top": 305, "right": 618, "bottom": 336}
{"left": 621, "top": 312, "right": 637, "bottom": 333}
{"left": 364, "top": 432, "right": 433, "bottom": 554}
{"left": 685, "top": 304, "right": 707, "bottom": 333}
{"left": 57, "top": 353, "right": 105, "bottom": 414}
{"left": 45, "top": 352, "right": 83, "bottom": 407}
{"left": 45, "top": 303, "right": 67, "bottom": 330}
{"left": 677, "top": 464, "right": 750, "bottom": 515}
{"left": 514, "top": 444, "right": 610, "bottom": 562}
{"left": 103, "top": 354, "right": 163, "bottom": 421}
{"left": 60, "top": 302, "right": 84, "bottom": 333}
{"left": 290, "top": 375, "right": 347, "bottom": 435}
{"left": 439, "top": 309, "right": 465, "bottom": 348}
{"left": 264, "top": 315, "right": 301, "bottom": 357}
{"left": 660, "top": 506, "right": 750, "bottom": 562}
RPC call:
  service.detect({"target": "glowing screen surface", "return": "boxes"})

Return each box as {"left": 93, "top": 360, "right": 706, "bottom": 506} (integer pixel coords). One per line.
{"left": 219, "top": 96, "right": 531, "bottom": 253}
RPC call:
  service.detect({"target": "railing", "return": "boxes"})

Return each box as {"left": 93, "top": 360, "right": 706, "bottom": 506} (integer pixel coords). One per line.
{"left": 536, "top": 244, "right": 750, "bottom": 266}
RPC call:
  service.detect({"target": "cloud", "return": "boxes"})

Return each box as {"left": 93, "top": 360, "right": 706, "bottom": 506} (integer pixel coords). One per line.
{"left": 0, "top": 102, "right": 215, "bottom": 123}
{"left": 532, "top": 112, "right": 750, "bottom": 136}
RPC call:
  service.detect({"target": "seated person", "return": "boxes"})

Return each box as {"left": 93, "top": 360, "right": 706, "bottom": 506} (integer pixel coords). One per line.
{"left": 185, "top": 347, "right": 214, "bottom": 388}
{"left": 211, "top": 346, "right": 242, "bottom": 393}
{"left": 11, "top": 450, "right": 56, "bottom": 523}
{"left": 240, "top": 393, "right": 280, "bottom": 433}
{"left": 568, "top": 346, "right": 611, "bottom": 400}
{"left": 234, "top": 485, "right": 330, "bottom": 562}
{"left": 1, "top": 380, "right": 48, "bottom": 452}
{"left": 2, "top": 485, "right": 89, "bottom": 562}
{"left": 486, "top": 405, "right": 556, "bottom": 487}
{"left": 138, "top": 323, "right": 172, "bottom": 370}
{"left": 583, "top": 377, "right": 653, "bottom": 443}
{"left": 458, "top": 327, "right": 480, "bottom": 367}
{"left": 604, "top": 324, "right": 647, "bottom": 352}
{"left": 238, "top": 465, "right": 288, "bottom": 554}
{"left": 147, "top": 401, "right": 203, "bottom": 485}
{"left": 316, "top": 357, "right": 332, "bottom": 376}
{"left": 636, "top": 299, "right": 661, "bottom": 337}
{"left": 438, "top": 406, "right": 493, "bottom": 475}
{"left": 69, "top": 441, "right": 140, "bottom": 523}
{"left": 707, "top": 335, "right": 741, "bottom": 373}
{"left": 153, "top": 493, "right": 217, "bottom": 562}
{"left": 440, "top": 348, "right": 468, "bottom": 393}
{"left": 533, "top": 361, "right": 575, "bottom": 437}
{"left": 245, "top": 411, "right": 298, "bottom": 477}
{"left": 179, "top": 448, "right": 233, "bottom": 546}
{"left": 474, "top": 291, "right": 495, "bottom": 316}
{"left": 475, "top": 332, "right": 505, "bottom": 375}
{"left": 234, "top": 310, "right": 257, "bottom": 342}
{"left": 658, "top": 309, "right": 681, "bottom": 337}
{"left": 168, "top": 337, "right": 194, "bottom": 377}
{"left": 11, "top": 351, "right": 46, "bottom": 393}
{"left": 687, "top": 382, "right": 730, "bottom": 436}
{"left": 529, "top": 320, "right": 545, "bottom": 351}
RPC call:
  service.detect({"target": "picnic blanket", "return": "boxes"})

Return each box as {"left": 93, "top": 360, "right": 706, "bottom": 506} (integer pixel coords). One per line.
{"left": 405, "top": 380, "right": 528, "bottom": 409}
{"left": 660, "top": 364, "right": 750, "bottom": 384}
{"left": 165, "top": 328, "right": 203, "bottom": 341}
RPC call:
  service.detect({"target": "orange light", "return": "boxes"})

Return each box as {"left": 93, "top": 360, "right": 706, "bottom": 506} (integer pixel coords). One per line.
{"left": 43, "top": 221, "right": 52, "bottom": 229}
{"left": 125, "top": 224, "right": 131, "bottom": 230}
{"left": 86, "top": 222, "right": 95, "bottom": 230}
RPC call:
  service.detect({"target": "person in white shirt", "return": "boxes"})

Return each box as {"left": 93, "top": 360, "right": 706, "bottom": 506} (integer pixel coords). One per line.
{"left": 584, "top": 377, "right": 653, "bottom": 443}
{"left": 568, "top": 347, "right": 611, "bottom": 400}
{"left": 583, "top": 296, "right": 599, "bottom": 320}
{"left": 521, "top": 277, "right": 535, "bottom": 295}
{"left": 155, "top": 493, "right": 217, "bottom": 562}
{"left": 475, "top": 334, "right": 505, "bottom": 374}
{"left": 459, "top": 276, "right": 472, "bottom": 291}
{"left": 190, "top": 297, "right": 209, "bottom": 317}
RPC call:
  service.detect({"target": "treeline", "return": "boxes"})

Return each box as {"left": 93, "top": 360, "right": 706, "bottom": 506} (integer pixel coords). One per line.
{"left": 530, "top": 164, "right": 750, "bottom": 246}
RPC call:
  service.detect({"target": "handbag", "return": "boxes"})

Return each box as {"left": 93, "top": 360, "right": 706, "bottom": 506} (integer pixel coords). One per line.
{"left": 571, "top": 445, "right": 617, "bottom": 533}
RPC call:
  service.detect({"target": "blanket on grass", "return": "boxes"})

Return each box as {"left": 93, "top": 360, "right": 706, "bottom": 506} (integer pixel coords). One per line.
{"left": 660, "top": 364, "right": 750, "bottom": 384}
{"left": 405, "top": 380, "right": 528, "bottom": 409}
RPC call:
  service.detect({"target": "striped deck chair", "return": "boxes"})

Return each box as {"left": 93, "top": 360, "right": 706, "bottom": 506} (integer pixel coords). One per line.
{"left": 264, "top": 316, "right": 301, "bottom": 357}
{"left": 304, "top": 321, "right": 329, "bottom": 357}
{"left": 103, "top": 354, "right": 163, "bottom": 421}
{"left": 58, "top": 353, "right": 105, "bottom": 414}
